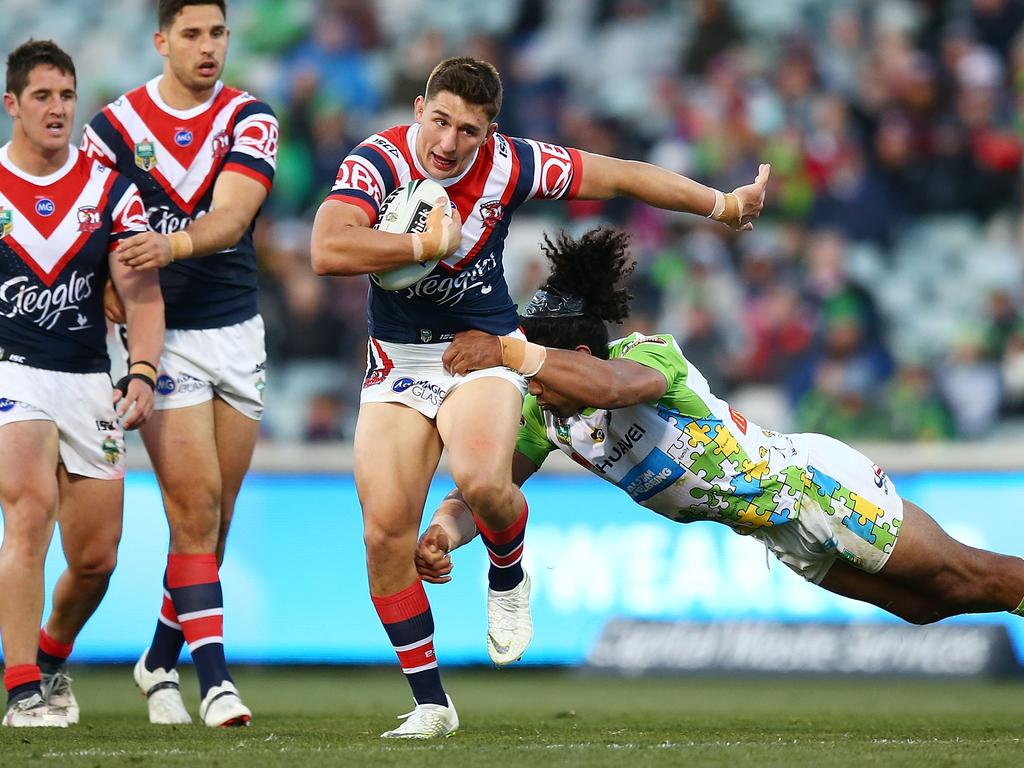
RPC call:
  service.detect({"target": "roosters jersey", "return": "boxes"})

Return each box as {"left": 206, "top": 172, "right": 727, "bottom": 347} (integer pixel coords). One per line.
{"left": 0, "top": 144, "right": 147, "bottom": 373}
{"left": 81, "top": 76, "right": 277, "bottom": 330}
{"left": 327, "top": 124, "right": 583, "bottom": 343}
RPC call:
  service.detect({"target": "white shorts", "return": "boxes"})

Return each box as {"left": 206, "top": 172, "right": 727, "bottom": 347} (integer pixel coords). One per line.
{"left": 0, "top": 361, "right": 125, "bottom": 480}
{"left": 751, "top": 433, "right": 904, "bottom": 584}
{"left": 152, "top": 316, "right": 267, "bottom": 420}
{"left": 360, "top": 333, "right": 528, "bottom": 419}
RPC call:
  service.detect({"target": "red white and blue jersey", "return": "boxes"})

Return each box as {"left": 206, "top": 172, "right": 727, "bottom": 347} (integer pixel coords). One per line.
{"left": 81, "top": 76, "right": 277, "bottom": 331}
{"left": 0, "top": 144, "right": 147, "bottom": 373}
{"left": 326, "top": 123, "right": 583, "bottom": 343}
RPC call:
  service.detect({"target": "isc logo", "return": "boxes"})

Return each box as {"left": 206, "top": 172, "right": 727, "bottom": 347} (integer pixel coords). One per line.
{"left": 35, "top": 198, "right": 55, "bottom": 217}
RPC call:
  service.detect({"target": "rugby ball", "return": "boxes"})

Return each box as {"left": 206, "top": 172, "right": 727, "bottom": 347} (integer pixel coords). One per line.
{"left": 371, "top": 178, "right": 454, "bottom": 291}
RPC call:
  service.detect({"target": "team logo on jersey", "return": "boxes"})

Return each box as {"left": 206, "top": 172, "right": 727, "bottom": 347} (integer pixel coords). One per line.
{"left": 35, "top": 198, "right": 56, "bottom": 217}
{"left": 211, "top": 130, "right": 230, "bottom": 160}
{"left": 479, "top": 200, "right": 504, "bottom": 228}
{"left": 101, "top": 436, "right": 120, "bottom": 466}
{"left": 134, "top": 139, "right": 157, "bottom": 171}
{"left": 77, "top": 205, "right": 102, "bottom": 233}
{"left": 590, "top": 428, "right": 606, "bottom": 444}
{"left": 0, "top": 207, "right": 12, "bottom": 239}
{"left": 174, "top": 128, "right": 193, "bottom": 147}
{"left": 555, "top": 418, "right": 571, "bottom": 446}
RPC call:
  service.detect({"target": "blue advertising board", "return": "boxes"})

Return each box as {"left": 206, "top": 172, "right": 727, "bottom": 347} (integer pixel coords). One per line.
{"left": 3, "top": 471, "right": 1024, "bottom": 664}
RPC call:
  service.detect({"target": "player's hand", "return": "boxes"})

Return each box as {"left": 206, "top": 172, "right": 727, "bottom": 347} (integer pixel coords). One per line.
{"left": 416, "top": 524, "right": 454, "bottom": 584}
{"left": 442, "top": 330, "right": 503, "bottom": 375}
{"left": 116, "top": 231, "right": 174, "bottom": 270}
{"left": 104, "top": 278, "right": 126, "bottom": 323}
{"left": 727, "top": 163, "right": 771, "bottom": 232}
{"left": 415, "top": 197, "right": 462, "bottom": 262}
{"left": 112, "top": 376, "right": 155, "bottom": 430}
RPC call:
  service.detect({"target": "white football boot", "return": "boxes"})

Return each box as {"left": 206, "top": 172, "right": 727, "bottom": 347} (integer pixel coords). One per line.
{"left": 133, "top": 650, "right": 192, "bottom": 725}
{"left": 2, "top": 693, "right": 69, "bottom": 728}
{"left": 40, "top": 668, "right": 79, "bottom": 724}
{"left": 486, "top": 570, "right": 533, "bottom": 666}
{"left": 380, "top": 695, "right": 459, "bottom": 739}
{"left": 199, "top": 681, "right": 251, "bottom": 728}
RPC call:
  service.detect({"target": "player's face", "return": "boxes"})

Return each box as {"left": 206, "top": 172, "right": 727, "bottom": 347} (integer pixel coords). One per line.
{"left": 156, "top": 4, "right": 229, "bottom": 93}
{"left": 413, "top": 91, "right": 495, "bottom": 180}
{"left": 528, "top": 379, "right": 584, "bottom": 419}
{"left": 3, "top": 65, "right": 76, "bottom": 155}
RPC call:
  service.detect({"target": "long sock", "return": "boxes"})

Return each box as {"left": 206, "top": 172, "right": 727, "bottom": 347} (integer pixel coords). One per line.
{"left": 371, "top": 580, "right": 446, "bottom": 706}
{"left": 37, "top": 629, "right": 72, "bottom": 675}
{"left": 145, "top": 568, "right": 187, "bottom": 672}
{"left": 166, "top": 553, "right": 231, "bottom": 698}
{"left": 4, "top": 664, "right": 41, "bottom": 706}
{"left": 474, "top": 501, "right": 528, "bottom": 591}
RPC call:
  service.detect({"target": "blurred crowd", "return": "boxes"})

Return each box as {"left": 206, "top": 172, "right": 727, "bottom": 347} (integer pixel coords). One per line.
{"left": 4, "top": 0, "right": 1024, "bottom": 443}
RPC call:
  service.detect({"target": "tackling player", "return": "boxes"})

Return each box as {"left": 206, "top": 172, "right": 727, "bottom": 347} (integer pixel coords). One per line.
{"left": 80, "top": 0, "right": 277, "bottom": 727}
{"left": 0, "top": 40, "right": 163, "bottom": 727}
{"left": 418, "top": 227, "right": 1024, "bottom": 634}
{"left": 310, "top": 56, "right": 770, "bottom": 738}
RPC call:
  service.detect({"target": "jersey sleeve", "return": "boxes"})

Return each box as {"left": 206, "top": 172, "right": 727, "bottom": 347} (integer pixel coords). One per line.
{"left": 617, "top": 334, "right": 688, "bottom": 390}
{"left": 324, "top": 130, "right": 406, "bottom": 224}
{"left": 107, "top": 177, "right": 149, "bottom": 252}
{"left": 515, "top": 395, "right": 556, "bottom": 468}
{"left": 507, "top": 137, "right": 584, "bottom": 203}
{"left": 80, "top": 112, "right": 119, "bottom": 169}
{"left": 223, "top": 100, "right": 278, "bottom": 191}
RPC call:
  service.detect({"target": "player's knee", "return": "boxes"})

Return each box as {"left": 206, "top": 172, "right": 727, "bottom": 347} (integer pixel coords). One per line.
{"left": 69, "top": 548, "right": 117, "bottom": 581}
{"left": 168, "top": 514, "right": 220, "bottom": 551}
{"left": 362, "top": 521, "right": 412, "bottom": 563}
{"left": 0, "top": 498, "right": 55, "bottom": 555}
{"left": 456, "top": 476, "right": 512, "bottom": 519}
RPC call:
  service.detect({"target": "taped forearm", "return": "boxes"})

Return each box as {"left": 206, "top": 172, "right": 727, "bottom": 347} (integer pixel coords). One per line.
{"left": 499, "top": 336, "right": 547, "bottom": 377}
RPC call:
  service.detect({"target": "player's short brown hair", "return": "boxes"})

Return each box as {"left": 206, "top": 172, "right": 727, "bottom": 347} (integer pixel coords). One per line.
{"left": 158, "top": 0, "right": 227, "bottom": 30}
{"left": 5, "top": 39, "right": 75, "bottom": 98}
{"left": 424, "top": 57, "right": 503, "bottom": 121}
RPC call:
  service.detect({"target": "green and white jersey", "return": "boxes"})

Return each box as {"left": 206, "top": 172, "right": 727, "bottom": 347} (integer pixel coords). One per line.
{"left": 516, "top": 333, "right": 809, "bottom": 530}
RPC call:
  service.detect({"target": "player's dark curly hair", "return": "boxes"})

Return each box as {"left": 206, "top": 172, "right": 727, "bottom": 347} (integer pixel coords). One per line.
{"left": 6, "top": 40, "right": 75, "bottom": 97}
{"left": 520, "top": 227, "right": 635, "bottom": 360}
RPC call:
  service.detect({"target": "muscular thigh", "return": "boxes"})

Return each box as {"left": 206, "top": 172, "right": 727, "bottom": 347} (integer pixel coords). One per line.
{"left": 354, "top": 402, "right": 443, "bottom": 532}
{"left": 0, "top": 420, "right": 60, "bottom": 513}
{"left": 141, "top": 401, "right": 221, "bottom": 511}
{"left": 436, "top": 376, "right": 523, "bottom": 485}
{"left": 56, "top": 465, "right": 123, "bottom": 565}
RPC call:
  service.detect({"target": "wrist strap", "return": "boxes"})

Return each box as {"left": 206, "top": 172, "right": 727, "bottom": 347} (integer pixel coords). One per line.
{"left": 707, "top": 188, "right": 725, "bottom": 219}
{"left": 499, "top": 336, "right": 547, "bottom": 377}
{"left": 129, "top": 360, "right": 158, "bottom": 379}
{"left": 168, "top": 231, "right": 193, "bottom": 262}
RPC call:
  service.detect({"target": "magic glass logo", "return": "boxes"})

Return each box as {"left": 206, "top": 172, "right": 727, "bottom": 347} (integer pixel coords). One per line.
{"left": 35, "top": 198, "right": 55, "bottom": 217}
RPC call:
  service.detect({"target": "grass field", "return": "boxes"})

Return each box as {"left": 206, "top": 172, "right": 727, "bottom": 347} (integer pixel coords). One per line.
{"left": 2, "top": 666, "right": 1022, "bottom": 767}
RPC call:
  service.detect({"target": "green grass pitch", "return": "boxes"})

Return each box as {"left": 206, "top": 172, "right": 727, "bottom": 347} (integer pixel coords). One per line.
{"left": 3, "top": 666, "right": 1022, "bottom": 767}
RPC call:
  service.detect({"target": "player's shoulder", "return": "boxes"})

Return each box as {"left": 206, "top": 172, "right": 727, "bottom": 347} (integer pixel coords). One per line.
{"left": 220, "top": 84, "right": 276, "bottom": 117}
{"left": 611, "top": 332, "right": 681, "bottom": 358}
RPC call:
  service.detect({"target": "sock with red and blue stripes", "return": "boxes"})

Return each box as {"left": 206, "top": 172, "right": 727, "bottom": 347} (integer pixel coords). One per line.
{"left": 165, "top": 553, "right": 231, "bottom": 698}
{"left": 36, "top": 629, "right": 72, "bottom": 675}
{"left": 144, "top": 569, "right": 187, "bottom": 672}
{"left": 474, "top": 501, "right": 528, "bottom": 592}
{"left": 371, "top": 580, "right": 446, "bottom": 706}
{"left": 4, "top": 664, "right": 41, "bottom": 706}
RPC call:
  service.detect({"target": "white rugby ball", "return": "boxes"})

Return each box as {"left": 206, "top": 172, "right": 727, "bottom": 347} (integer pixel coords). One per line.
{"left": 371, "top": 178, "right": 454, "bottom": 291}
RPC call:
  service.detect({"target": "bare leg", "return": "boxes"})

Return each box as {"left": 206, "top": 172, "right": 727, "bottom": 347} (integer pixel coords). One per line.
{"left": 44, "top": 468, "right": 123, "bottom": 644}
{"left": 436, "top": 377, "right": 525, "bottom": 531}
{"left": 355, "top": 403, "right": 442, "bottom": 594}
{"left": 210, "top": 396, "right": 259, "bottom": 565}
{"left": 0, "top": 421, "right": 60, "bottom": 669}
{"left": 820, "top": 500, "right": 1024, "bottom": 624}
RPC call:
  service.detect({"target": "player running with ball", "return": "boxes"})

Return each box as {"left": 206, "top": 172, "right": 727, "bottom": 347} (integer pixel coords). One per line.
{"left": 311, "top": 55, "right": 770, "bottom": 738}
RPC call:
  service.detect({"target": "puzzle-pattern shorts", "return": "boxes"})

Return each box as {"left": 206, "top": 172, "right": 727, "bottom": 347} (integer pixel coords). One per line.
{"left": 750, "top": 433, "right": 904, "bottom": 584}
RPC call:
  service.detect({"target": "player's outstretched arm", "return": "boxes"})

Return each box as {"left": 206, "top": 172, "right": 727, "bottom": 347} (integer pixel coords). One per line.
{"left": 310, "top": 198, "right": 461, "bottom": 276}
{"left": 416, "top": 452, "right": 538, "bottom": 584}
{"left": 443, "top": 330, "right": 668, "bottom": 409}
{"left": 109, "top": 251, "right": 164, "bottom": 429}
{"left": 116, "top": 170, "right": 270, "bottom": 270}
{"left": 576, "top": 152, "right": 770, "bottom": 232}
